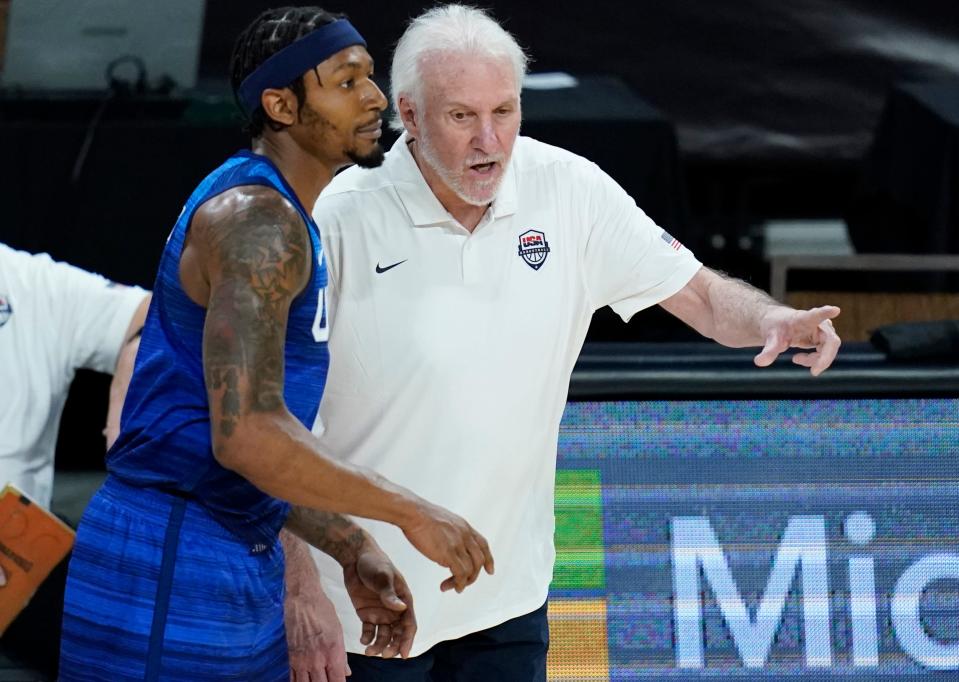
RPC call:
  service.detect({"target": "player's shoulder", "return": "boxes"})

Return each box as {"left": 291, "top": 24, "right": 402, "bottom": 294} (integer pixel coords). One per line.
{"left": 196, "top": 185, "right": 300, "bottom": 226}
{"left": 190, "top": 186, "right": 310, "bottom": 260}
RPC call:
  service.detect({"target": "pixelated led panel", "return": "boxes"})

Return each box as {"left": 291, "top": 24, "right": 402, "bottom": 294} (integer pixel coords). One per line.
{"left": 548, "top": 599, "right": 610, "bottom": 680}
{"left": 556, "top": 399, "right": 959, "bottom": 678}
{"left": 553, "top": 469, "right": 605, "bottom": 590}
{"left": 549, "top": 469, "right": 610, "bottom": 680}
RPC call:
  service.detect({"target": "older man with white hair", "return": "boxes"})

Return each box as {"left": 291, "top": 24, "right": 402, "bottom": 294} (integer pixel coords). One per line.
{"left": 308, "top": 4, "right": 841, "bottom": 679}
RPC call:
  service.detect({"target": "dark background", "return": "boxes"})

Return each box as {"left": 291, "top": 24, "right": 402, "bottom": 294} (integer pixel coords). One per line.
{"left": 4, "top": 1, "right": 957, "bottom": 286}
{"left": 201, "top": 0, "right": 958, "bottom": 161}
{"left": 4, "top": 0, "right": 958, "bottom": 285}
{"left": 1, "top": 0, "right": 957, "bottom": 468}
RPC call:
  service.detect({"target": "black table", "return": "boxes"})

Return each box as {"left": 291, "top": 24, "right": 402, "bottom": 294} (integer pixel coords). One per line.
{"left": 571, "top": 341, "right": 959, "bottom": 399}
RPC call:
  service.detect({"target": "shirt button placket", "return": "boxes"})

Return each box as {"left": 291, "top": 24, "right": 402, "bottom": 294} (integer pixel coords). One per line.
{"left": 462, "top": 238, "right": 478, "bottom": 285}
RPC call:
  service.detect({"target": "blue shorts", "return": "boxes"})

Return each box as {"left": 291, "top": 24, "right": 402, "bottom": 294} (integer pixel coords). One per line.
{"left": 60, "top": 476, "right": 288, "bottom": 681}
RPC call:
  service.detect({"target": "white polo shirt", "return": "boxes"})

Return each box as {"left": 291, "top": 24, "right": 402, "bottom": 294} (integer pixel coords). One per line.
{"left": 311, "top": 134, "right": 701, "bottom": 656}
{"left": 0, "top": 243, "right": 147, "bottom": 509}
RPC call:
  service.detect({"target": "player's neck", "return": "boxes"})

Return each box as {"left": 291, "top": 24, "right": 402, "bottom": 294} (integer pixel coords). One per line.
{"left": 252, "top": 135, "right": 336, "bottom": 212}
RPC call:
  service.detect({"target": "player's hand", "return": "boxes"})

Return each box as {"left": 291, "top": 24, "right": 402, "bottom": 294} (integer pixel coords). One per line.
{"left": 754, "top": 305, "right": 841, "bottom": 376}
{"left": 401, "top": 501, "right": 494, "bottom": 593}
{"left": 343, "top": 542, "right": 416, "bottom": 658}
{"left": 0, "top": 564, "right": 6, "bottom": 587}
{"left": 284, "top": 560, "right": 350, "bottom": 681}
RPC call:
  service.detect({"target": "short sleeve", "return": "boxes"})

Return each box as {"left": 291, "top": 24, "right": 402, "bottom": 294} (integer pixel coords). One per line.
{"left": 31, "top": 254, "right": 148, "bottom": 373}
{"left": 580, "top": 162, "right": 702, "bottom": 322}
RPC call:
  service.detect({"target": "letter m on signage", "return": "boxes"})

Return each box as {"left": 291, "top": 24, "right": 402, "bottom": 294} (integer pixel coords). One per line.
{"left": 671, "top": 516, "right": 832, "bottom": 669}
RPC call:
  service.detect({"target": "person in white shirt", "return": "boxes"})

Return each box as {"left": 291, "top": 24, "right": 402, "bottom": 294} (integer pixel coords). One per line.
{"left": 0, "top": 242, "right": 149, "bottom": 677}
{"left": 306, "top": 5, "right": 841, "bottom": 679}
{"left": 0, "top": 243, "right": 149, "bottom": 509}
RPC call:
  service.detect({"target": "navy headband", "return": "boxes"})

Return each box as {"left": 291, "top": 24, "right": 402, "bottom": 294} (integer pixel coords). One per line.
{"left": 238, "top": 19, "right": 367, "bottom": 115}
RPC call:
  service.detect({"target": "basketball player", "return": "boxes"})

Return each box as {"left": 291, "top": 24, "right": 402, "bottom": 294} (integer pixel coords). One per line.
{"left": 59, "top": 8, "right": 492, "bottom": 681}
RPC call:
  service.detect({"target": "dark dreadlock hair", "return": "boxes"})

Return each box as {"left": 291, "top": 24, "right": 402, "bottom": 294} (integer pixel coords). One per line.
{"left": 230, "top": 6, "right": 344, "bottom": 137}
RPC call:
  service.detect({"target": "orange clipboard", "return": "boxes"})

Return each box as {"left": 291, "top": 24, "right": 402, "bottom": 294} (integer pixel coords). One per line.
{"left": 0, "top": 484, "right": 76, "bottom": 635}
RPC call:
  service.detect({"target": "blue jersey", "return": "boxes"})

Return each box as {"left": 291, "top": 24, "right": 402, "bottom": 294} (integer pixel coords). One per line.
{"left": 108, "top": 150, "right": 329, "bottom": 548}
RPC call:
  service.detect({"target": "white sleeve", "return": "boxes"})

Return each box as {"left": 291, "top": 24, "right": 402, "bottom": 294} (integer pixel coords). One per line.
{"left": 29, "top": 253, "right": 148, "bottom": 374}
{"left": 580, "top": 162, "right": 702, "bottom": 322}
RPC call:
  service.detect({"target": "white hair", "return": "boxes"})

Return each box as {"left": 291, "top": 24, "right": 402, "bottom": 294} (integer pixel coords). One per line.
{"left": 389, "top": 4, "right": 529, "bottom": 132}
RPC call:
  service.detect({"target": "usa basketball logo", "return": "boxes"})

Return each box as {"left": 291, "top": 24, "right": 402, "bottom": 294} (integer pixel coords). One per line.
{"left": 0, "top": 295, "right": 12, "bottom": 328}
{"left": 517, "top": 229, "right": 551, "bottom": 271}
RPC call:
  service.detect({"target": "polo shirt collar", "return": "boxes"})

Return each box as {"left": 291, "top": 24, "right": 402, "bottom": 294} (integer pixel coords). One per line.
{"left": 387, "top": 133, "right": 518, "bottom": 227}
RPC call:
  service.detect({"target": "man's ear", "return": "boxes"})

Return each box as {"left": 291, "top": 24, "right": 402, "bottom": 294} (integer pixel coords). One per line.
{"left": 260, "top": 87, "right": 298, "bottom": 127}
{"left": 398, "top": 95, "right": 419, "bottom": 137}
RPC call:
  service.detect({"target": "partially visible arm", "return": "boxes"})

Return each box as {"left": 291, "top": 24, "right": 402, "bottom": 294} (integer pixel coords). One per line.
{"left": 285, "top": 507, "right": 415, "bottom": 659}
{"left": 104, "top": 293, "right": 151, "bottom": 449}
{"left": 281, "top": 529, "right": 350, "bottom": 681}
{"left": 660, "top": 267, "right": 841, "bottom": 375}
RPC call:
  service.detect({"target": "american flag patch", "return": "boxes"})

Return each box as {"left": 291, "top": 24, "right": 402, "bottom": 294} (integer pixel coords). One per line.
{"left": 660, "top": 231, "right": 683, "bottom": 250}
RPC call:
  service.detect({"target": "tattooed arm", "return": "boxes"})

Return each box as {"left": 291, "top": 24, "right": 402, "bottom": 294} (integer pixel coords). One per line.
{"left": 284, "top": 509, "right": 416, "bottom": 659}
{"left": 180, "top": 186, "right": 494, "bottom": 592}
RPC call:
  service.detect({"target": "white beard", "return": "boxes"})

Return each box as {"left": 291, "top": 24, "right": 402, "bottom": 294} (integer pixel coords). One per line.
{"left": 416, "top": 133, "right": 506, "bottom": 207}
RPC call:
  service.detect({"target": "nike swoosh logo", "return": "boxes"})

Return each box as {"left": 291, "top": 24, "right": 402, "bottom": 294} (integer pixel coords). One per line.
{"left": 375, "top": 260, "right": 407, "bottom": 274}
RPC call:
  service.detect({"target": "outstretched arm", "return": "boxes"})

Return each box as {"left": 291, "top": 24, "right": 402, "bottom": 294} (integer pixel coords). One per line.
{"left": 660, "top": 267, "right": 841, "bottom": 375}
{"left": 185, "top": 186, "right": 493, "bottom": 592}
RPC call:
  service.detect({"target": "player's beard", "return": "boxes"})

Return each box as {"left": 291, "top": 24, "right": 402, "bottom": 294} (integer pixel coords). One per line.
{"left": 348, "top": 144, "right": 385, "bottom": 169}
{"left": 299, "top": 101, "right": 385, "bottom": 169}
